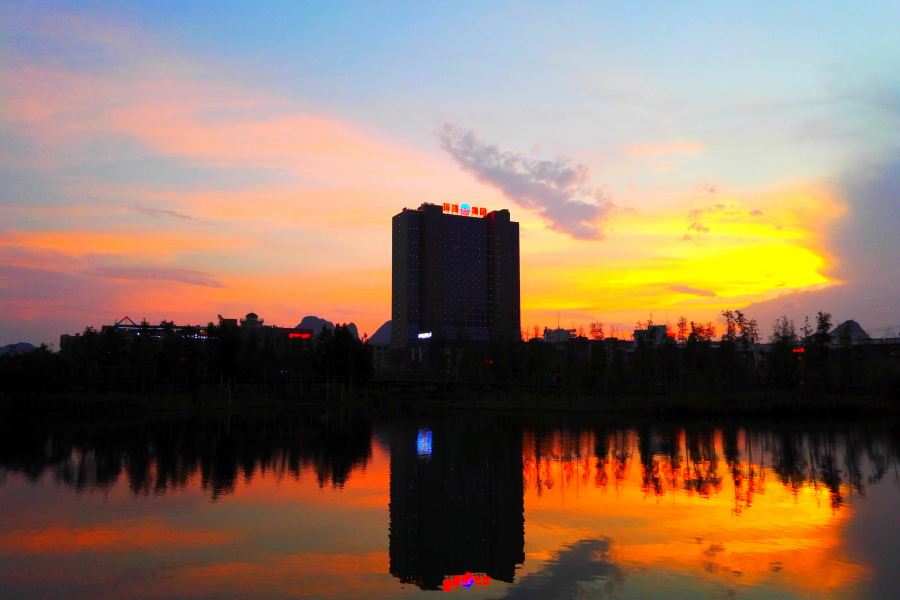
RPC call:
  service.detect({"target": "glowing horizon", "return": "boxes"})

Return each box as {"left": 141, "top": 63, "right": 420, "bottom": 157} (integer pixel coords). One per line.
{"left": 1, "top": 3, "right": 897, "bottom": 345}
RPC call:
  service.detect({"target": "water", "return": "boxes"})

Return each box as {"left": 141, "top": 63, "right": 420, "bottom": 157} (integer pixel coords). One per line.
{"left": 1, "top": 411, "right": 898, "bottom": 599}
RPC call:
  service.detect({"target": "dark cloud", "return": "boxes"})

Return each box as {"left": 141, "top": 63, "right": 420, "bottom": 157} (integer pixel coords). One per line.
{"left": 129, "top": 203, "right": 201, "bottom": 221}
{"left": 0, "top": 263, "right": 104, "bottom": 305}
{"left": 437, "top": 122, "right": 616, "bottom": 240}
{"left": 688, "top": 204, "right": 727, "bottom": 219}
{"left": 669, "top": 285, "right": 717, "bottom": 297}
{"left": 0, "top": 263, "right": 120, "bottom": 346}
{"left": 682, "top": 203, "right": 745, "bottom": 239}
{"left": 87, "top": 266, "right": 225, "bottom": 288}
{"left": 742, "top": 152, "right": 900, "bottom": 333}
{"left": 693, "top": 183, "right": 718, "bottom": 194}
{"left": 0, "top": 251, "right": 227, "bottom": 345}
{"left": 502, "top": 538, "right": 625, "bottom": 599}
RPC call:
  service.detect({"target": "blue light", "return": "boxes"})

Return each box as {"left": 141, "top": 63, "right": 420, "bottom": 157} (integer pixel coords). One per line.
{"left": 416, "top": 429, "right": 432, "bottom": 458}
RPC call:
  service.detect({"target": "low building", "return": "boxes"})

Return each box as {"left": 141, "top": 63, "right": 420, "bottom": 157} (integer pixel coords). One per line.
{"left": 371, "top": 344, "right": 390, "bottom": 370}
{"left": 230, "top": 312, "right": 315, "bottom": 344}
{"left": 633, "top": 325, "right": 669, "bottom": 345}
{"left": 59, "top": 314, "right": 315, "bottom": 350}
{"left": 543, "top": 327, "right": 576, "bottom": 344}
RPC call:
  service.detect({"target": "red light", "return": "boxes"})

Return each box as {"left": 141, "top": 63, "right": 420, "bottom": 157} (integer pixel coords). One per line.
{"left": 793, "top": 347, "right": 805, "bottom": 353}
{"left": 442, "top": 573, "right": 487, "bottom": 592}
{"left": 289, "top": 333, "right": 311, "bottom": 339}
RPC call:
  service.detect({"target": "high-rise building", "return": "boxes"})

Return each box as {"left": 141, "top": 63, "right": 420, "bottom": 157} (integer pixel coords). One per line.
{"left": 391, "top": 202, "right": 520, "bottom": 349}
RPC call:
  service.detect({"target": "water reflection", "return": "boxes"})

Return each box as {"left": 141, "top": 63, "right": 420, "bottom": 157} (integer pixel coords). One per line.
{"left": 0, "top": 412, "right": 898, "bottom": 599}
{"left": 519, "top": 420, "right": 900, "bottom": 599}
{"left": 502, "top": 538, "right": 624, "bottom": 599}
{"left": 388, "top": 416, "right": 525, "bottom": 589}
{"left": 522, "top": 421, "right": 900, "bottom": 512}
{"left": 0, "top": 411, "right": 372, "bottom": 497}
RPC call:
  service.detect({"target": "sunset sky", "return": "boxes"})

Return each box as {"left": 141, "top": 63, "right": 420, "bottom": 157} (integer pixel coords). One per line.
{"left": 2, "top": 1, "right": 898, "bottom": 345}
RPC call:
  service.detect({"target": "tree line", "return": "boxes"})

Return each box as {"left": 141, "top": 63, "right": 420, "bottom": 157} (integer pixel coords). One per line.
{"left": 0, "top": 318, "right": 372, "bottom": 400}
{"left": 2, "top": 309, "right": 898, "bottom": 403}
{"left": 388, "top": 309, "right": 899, "bottom": 402}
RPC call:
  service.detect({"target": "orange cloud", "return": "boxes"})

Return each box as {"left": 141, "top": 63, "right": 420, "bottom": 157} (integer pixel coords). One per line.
{"left": 626, "top": 141, "right": 703, "bottom": 157}
{"left": 0, "top": 523, "right": 233, "bottom": 555}
{"left": 0, "top": 230, "right": 245, "bottom": 258}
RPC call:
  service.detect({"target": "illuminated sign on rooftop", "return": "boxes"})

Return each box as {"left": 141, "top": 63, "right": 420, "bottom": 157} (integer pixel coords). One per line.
{"left": 443, "top": 203, "right": 487, "bottom": 217}
{"left": 418, "top": 332, "right": 433, "bottom": 339}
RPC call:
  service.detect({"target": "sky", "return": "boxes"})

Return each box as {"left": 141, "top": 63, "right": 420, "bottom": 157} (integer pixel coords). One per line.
{"left": 1, "top": 0, "right": 899, "bottom": 346}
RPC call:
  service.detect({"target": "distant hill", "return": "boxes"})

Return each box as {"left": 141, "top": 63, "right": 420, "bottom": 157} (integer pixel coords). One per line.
{"left": 296, "top": 316, "right": 359, "bottom": 340}
{"left": 0, "top": 342, "right": 36, "bottom": 355}
{"left": 830, "top": 319, "right": 870, "bottom": 342}
{"left": 368, "top": 321, "right": 391, "bottom": 346}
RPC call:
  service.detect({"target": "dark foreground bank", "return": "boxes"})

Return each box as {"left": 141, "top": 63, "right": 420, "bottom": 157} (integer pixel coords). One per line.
{"left": 2, "top": 385, "right": 899, "bottom": 419}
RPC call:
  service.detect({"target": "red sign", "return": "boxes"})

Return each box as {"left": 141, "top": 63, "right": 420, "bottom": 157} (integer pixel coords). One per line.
{"left": 442, "top": 204, "right": 489, "bottom": 217}
{"left": 793, "top": 347, "right": 805, "bottom": 353}
{"left": 289, "top": 333, "right": 311, "bottom": 339}
{"left": 443, "top": 573, "right": 490, "bottom": 591}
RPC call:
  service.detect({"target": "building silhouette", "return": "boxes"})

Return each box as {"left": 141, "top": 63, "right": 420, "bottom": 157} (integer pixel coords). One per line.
{"left": 60, "top": 313, "right": 315, "bottom": 350}
{"left": 391, "top": 203, "right": 520, "bottom": 350}
{"left": 388, "top": 417, "right": 525, "bottom": 590}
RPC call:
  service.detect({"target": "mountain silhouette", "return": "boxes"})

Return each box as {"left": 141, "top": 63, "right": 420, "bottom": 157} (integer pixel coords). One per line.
{"left": 368, "top": 321, "right": 391, "bottom": 345}
{"left": 296, "top": 316, "right": 359, "bottom": 340}
{"left": 0, "top": 342, "right": 35, "bottom": 355}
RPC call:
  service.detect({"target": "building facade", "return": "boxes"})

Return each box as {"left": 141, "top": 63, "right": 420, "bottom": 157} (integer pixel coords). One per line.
{"left": 391, "top": 203, "right": 520, "bottom": 349}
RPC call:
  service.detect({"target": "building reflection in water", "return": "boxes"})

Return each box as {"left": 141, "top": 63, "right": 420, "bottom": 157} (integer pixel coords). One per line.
{"left": 388, "top": 416, "right": 525, "bottom": 590}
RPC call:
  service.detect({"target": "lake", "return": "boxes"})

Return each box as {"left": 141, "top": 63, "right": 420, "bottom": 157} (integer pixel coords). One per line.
{"left": 1, "top": 410, "right": 898, "bottom": 599}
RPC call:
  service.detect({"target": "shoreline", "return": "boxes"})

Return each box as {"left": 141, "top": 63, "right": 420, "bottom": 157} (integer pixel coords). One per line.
{"left": 2, "top": 389, "right": 898, "bottom": 420}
